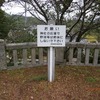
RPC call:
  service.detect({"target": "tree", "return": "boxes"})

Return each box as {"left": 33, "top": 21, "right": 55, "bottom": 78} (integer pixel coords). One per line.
{"left": 9, "top": 0, "right": 100, "bottom": 42}
{"left": 0, "top": 0, "right": 12, "bottom": 39}
{"left": 14, "top": 0, "right": 73, "bottom": 24}
{"left": 0, "top": 0, "right": 4, "bottom": 6}
{"left": 6, "top": 14, "right": 44, "bottom": 43}
{"left": 67, "top": 0, "right": 100, "bottom": 42}
{"left": 8, "top": 29, "right": 36, "bottom": 43}
{"left": 0, "top": 9, "right": 11, "bottom": 39}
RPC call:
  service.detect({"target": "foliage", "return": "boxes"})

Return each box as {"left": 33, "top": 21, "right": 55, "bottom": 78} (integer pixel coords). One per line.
{"left": 9, "top": 15, "right": 44, "bottom": 30}
{"left": 7, "top": 29, "right": 36, "bottom": 43}
{"left": 0, "top": 0, "right": 100, "bottom": 45}
{"left": 4, "top": 0, "right": 100, "bottom": 42}
{"left": 7, "top": 0, "right": 97, "bottom": 43}
{"left": 0, "top": 0, "right": 4, "bottom": 6}
{"left": 0, "top": 9, "right": 11, "bottom": 39}
{"left": 0, "top": 0, "right": 11, "bottom": 39}
{"left": 5, "top": 14, "right": 43, "bottom": 43}
{"left": 92, "top": 28, "right": 100, "bottom": 42}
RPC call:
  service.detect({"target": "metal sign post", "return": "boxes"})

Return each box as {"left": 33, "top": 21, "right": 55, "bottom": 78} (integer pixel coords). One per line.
{"left": 37, "top": 20, "right": 66, "bottom": 82}
{"left": 48, "top": 47, "right": 55, "bottom": 82}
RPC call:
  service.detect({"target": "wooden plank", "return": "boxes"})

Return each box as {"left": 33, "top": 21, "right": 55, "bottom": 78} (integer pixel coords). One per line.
{"left": 93, "top": 49, "right": 99, "bottom": 65}
{"left": 77, "top": 48, "right": 82, "bottom": 64}
{"left": 13, "top": 50, "right": 18, "bottom": 67}
{"left": 31, "top": 48, "right": 36, "bottom": 65}
{"left": 23, "top": 49, "right": 27, "bottom": 65}
{"left": 69, "top": 48, "right": 74, "bottom": 64}
{"left": 39, "top": 48, "right": 43, "bottom": 64}
{"left": 85, "top": 48, "right": 90, "bottom": 65}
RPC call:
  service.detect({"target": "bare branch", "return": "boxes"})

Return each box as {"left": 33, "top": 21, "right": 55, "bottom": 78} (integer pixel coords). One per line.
{"left": 60, "top": 0, "right": 73, "bottom": 24}
{"left": 33, "top": 0, "right": 48, "bottom": 22}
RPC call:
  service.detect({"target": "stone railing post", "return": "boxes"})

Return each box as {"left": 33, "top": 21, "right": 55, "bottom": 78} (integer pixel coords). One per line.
{"left": 0, "top": 39, "right": 7, "bottom": 70}
{"left": 55, "top": 47, "right": 64, "bottom": 64}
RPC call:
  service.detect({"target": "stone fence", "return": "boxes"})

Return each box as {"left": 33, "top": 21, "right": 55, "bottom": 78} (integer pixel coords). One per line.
{"left": 0, "top": 39, "right": 100, "bottom": 70}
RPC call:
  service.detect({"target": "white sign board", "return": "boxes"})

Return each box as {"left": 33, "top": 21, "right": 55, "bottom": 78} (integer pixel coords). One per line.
{"left": 37, "top": 25, "right": 66, "bottom": 47}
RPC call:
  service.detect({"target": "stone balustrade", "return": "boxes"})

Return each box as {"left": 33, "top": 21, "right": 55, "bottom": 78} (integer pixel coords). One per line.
{"left": 0, "top": 40, "right": 100, "bottom": 70}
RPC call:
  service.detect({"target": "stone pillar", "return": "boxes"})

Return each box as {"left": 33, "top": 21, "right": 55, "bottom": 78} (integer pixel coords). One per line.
{"left": 56, "top": 47, "right": 64, "bottom": 64}
{"left": 0, "top": 39, "right": 7, "bottom": 70}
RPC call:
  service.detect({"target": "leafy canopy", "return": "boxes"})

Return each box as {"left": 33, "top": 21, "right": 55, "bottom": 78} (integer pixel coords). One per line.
{"left": 0, "top": 9, "right": 10, "bottom": 39}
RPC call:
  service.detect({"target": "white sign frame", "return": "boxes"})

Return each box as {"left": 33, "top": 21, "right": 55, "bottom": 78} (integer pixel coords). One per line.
{"left": 37, "top": 25, "right": 66, "bottom": 47}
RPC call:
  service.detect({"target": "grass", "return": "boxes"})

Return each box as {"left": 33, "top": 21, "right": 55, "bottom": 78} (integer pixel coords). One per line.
{"left": 85, "top": 77, "right": 98, "bottom": 83}
{"left": 6, "top": 68, "right": 24, "bottom": 77}
{"left": 28, "top": 75, "right": 47, "bottom": 82}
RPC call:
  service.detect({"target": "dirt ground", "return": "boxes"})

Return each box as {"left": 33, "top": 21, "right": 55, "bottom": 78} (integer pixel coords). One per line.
{"left": 0, "top": 66, "right": 100, "bottom": 100}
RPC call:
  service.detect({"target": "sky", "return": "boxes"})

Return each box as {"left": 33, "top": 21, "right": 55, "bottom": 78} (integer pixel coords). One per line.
{"left": 1, "top": 1, "right": 32, "bottom": 16}
{"left": 1, "top": 0, "right": 80, "bottom": 17}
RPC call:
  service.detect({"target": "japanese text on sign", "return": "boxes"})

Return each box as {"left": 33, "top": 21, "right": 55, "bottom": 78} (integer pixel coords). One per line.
{"left": 37, "top": 25, "right": 66, "bottom": 47}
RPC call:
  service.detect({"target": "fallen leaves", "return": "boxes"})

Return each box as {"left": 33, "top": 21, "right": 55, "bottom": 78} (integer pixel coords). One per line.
{"left": 0, "top": 66, "right": 100, "bottom": 100}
